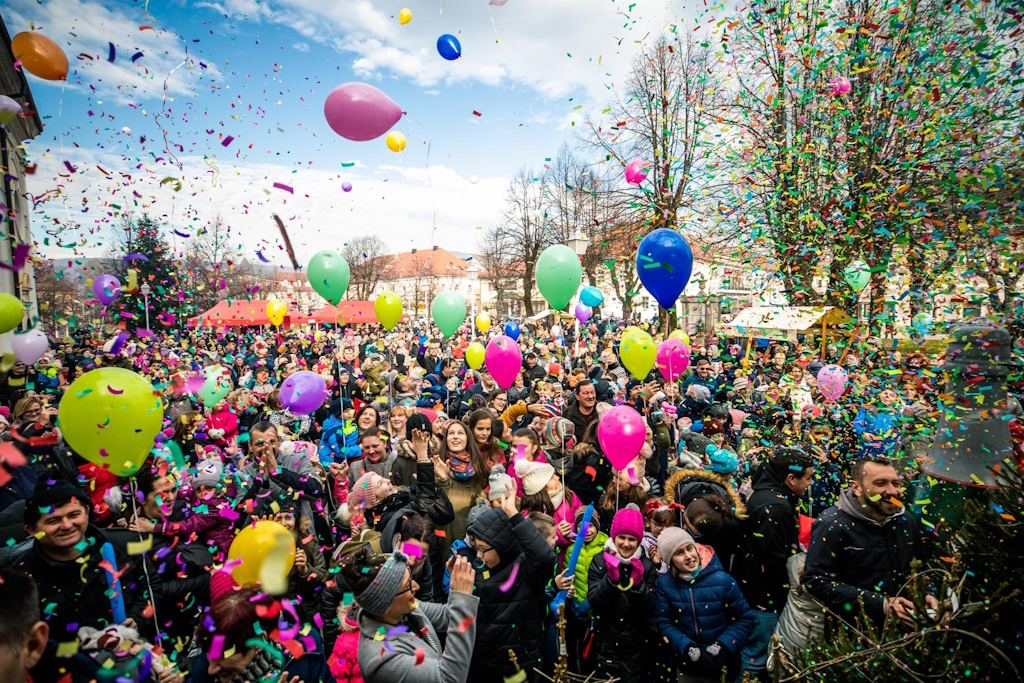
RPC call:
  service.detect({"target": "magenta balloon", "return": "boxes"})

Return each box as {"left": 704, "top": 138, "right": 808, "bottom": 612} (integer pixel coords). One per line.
{"left": 598, "top": 406, "right": 647, "bottom": 470}
{"left": 324, "top": 82, "right": 403, "bottom": 142}
{"left": 279, "top": 370, "right": 328, "bottom": 415}
{"left": 12, "top": 329, "right": 48, "bottom": 365}
{"left": 625, "top": 159, "right": 648, "bottom": 185}
{"left": 574, "top": 301, "right": 592, "bottom": 324}
{"left": 656, "top": 338, "right": 691, "bottom": 383}
{"left": 484, "top": 335, "right": 522, "bottom": 390}
{"left": 93, "top": 274, "right": 121, "bottom": 306}
{"left": 816, "top": 364, "right": 848, "bottom": 402}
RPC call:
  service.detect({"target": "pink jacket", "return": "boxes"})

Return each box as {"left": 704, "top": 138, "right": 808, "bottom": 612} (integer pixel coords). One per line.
{"left": 553, "top": 489, "right": 582, "bottom": 565}
{"left": 328, "top": 617, "right": 363, "bottom": 683}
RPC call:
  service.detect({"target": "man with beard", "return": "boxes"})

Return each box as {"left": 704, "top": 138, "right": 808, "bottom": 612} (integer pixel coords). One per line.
{"left": 803, "top": 457, "right": 937, "bottom": 629}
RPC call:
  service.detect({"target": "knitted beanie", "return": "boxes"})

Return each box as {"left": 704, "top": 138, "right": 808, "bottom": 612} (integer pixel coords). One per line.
{"left": 354, "top": 549, "right": 409, "bottom": 617}
{"left": 193, "top": 459, "right": 224, "bottom": 489}
{"left": 609, "top": 503, "right": 644, "bottom": 541}
{"left": 543, "top": 417, "right": 576, "bottom": 450}
{"left": 657, "top": 526, "right": 695, "bottom": 566}
{"left": 515, "top": 458, "right": 555, "bottom": 496}
{"left": 348, "top": 472, "right": 378, "bottom": 511}
{"left": 488, "top": 464, "right": 514, "bottom": 502}
{"left": 210, "top": 569, "right": 239, "bottom": 602}
{"left": 574, "top": 504, "right": 599, "bottom": 531}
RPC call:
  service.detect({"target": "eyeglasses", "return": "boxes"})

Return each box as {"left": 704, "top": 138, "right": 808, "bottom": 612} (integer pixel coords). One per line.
{"left": 396, "top": 580, "right": 415, "bottom": 597}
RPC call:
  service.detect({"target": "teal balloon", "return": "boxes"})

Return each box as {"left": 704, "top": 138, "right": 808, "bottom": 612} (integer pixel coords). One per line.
{"left": 536, "top": 244, "right": 582, "bottom": 311}
{"left": 580, "top": 286, "right": 604, "bottom": 307}
{"left": 432, "top": 291, "right": 466, "bottom": 338}
{"left": 843, "top": 260, "right": 870, "bottom": 294}
{"left": 307, "top": 251, "right": 351, "bottom": 305}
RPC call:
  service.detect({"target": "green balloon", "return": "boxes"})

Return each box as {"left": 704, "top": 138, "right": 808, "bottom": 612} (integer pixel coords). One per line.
{"left": 536, "top": 244, "right": 582, "bottom": 311}
{"left": 198, "top": 365, "right": 233, "bottom": 406}
{"left": 432, "top": 291, "right": 466, "bottom": 338}
{"left": 307, "top": 251, "right": 350, "bottom": 305}
{"left": 844, "top": 260, "right": 871, "bottom": 294}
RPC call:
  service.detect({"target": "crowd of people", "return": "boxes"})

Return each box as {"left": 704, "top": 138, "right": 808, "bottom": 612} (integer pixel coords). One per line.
{"left": 0, "top": 316, "right": 1019, "bottom": 683}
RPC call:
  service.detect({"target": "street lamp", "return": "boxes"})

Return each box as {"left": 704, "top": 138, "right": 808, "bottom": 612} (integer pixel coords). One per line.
{"left": 567, "top": 232, "right": 589, "bottom": 353}
{"left": 140, "top": 282, "right": 151, "bottom": 330}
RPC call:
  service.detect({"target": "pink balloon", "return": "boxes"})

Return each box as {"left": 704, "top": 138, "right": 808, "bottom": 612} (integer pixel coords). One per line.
{"left": 12, "top": 329, "right": 48, "bottom": 365}
{"left": 484, "top": 335, "right": 522, "bottom": 390}
{"left": 830, "top": 76, "right": 851, "bottom": 96}
{"left": 93, "top": 274, "right": 121, "bottom": 306}
{"left": 490, "top": 0, "right": 508, "bottom": 5}
{"left": 624, "top": 159, "right": 648, "bottom": 185}
{"left": 816, "top": 364, "right": 848, "bottom": 402}
{"left": 324, "top": 82, "right": 403, "bottom": 142}
{"left": 597, "top": 406, "right": 647, "bottom": 471}
{"left": 656, "top": 338, "right": 691, "bottom": 383}
{"left": 574, "top": 301, "right": 592, "bottom": 324}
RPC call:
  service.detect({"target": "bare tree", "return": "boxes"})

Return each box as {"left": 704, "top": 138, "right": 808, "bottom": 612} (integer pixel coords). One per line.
{"left": 495, "top": 167, "right": 555, "bottom": 316}
{"left": 33, "top": 259, "right": 82, "bottom": 337}
{"left": 477, "top": 226, "right": 520, "bottom": 317}
{"left": 344, "top": 236, "right": 395, "bottom": 300}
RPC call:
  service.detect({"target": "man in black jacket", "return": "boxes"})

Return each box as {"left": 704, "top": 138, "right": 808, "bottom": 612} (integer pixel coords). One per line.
{"left": 734, "top": 447, "right": 814, "bottom": 681}
{"left": 804, "top": 457, "right": 937, "bottom": 628}
{"left": 7, "top": 480, "right": 159, "bottom": 643}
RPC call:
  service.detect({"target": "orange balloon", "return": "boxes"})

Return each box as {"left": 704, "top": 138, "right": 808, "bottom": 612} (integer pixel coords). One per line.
{"left": 11, "top": 32, "right": 68, "bottom": 81}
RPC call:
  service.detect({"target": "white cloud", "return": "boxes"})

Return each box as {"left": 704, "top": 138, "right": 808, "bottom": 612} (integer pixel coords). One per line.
{"left": 3, "top": 0, "right": 221, "bottom": 103}
{"left": 196, "top": 0, "right": 696, "bottom": 102}
{"left": 26, "top": 143, "right": 507, "bottom": 262}
{"left": 293, "top": 42, "right": 310, "bottom": 52}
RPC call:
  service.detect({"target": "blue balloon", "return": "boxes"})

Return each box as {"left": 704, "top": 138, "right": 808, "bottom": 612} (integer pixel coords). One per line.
{"left": 437, "top": 34, "right": 462, "bottom": 61}
{"left": 580, "top": 286, "right": 604, "bottom": 308}
{"left": 636, "top": 228, "right": 693, "bottom": 310}
{"left": 504, "top": 321, "right": 520, "bottom": 341}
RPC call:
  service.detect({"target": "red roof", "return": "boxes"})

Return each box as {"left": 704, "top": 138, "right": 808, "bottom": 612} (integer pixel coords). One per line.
{"left": 311, "top": 302, "right": 412, "bottom": 325}
{"left": 386, "top": 247, "right": 469, "bottom": 278}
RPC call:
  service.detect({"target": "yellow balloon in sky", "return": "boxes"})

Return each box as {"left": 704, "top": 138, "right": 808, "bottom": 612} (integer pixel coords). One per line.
{"left": 375, "top": 291, "right": 403, "bottom": 330}
{"left": 386, "top": 131, "right": 407, "bottom": 153}
{"left": 399, "top": 8, "right": 412, "bottom": 24}
{"left": 465, "top": 342, "right": 485, "bottom": 370}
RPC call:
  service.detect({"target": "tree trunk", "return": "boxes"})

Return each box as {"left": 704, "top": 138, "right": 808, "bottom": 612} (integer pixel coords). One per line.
{"left": 523, "top": 270, "right": 535, "bottom": 316}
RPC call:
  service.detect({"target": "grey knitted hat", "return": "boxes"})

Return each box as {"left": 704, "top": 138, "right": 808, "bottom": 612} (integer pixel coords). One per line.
{"left": 354, "top": 549, "right": 409, "bottom": 617}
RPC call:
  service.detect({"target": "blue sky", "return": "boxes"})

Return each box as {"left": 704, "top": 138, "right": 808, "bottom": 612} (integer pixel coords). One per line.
{"left": 3, "top": 0, "right": 701, "bottom": 264}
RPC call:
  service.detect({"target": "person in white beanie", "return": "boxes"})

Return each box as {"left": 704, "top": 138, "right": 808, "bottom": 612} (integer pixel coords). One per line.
{"left": 655, "top": 527, "right": 755, "bottom": 682}
{"left": 515, "top": 458, "right": 581, "bottom": 563}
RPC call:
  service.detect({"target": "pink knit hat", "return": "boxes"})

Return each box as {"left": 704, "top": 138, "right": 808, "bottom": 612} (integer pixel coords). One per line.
{"left": 610, "top": 503, "right": 644, "bottom": 541}
{"left": 348, "top": 472, "right": 378, "bottom": 511}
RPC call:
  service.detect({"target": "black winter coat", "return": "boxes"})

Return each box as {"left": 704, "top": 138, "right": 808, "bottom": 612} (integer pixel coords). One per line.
{"left": 803, "top": 487, "right": 928, "bottom": 625}
{"left": 467, "top": 509, "right": 557, "bottom": 683}
{"left": 587, "top": 544, "right": 659, "bottom": 683}
{"left": 733, "top": 462, "right": 801, "bottom": 612}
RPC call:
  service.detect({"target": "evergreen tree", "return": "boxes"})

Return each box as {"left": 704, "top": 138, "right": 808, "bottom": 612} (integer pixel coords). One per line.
{"left": 104, "top": 213, "right": 175, "bottom": 329}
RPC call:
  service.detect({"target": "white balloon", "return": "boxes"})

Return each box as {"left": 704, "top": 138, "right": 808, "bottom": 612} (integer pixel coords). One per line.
{"left": 122, "top": 127, "right": 132, "bottom": 135}
{"left": 470, "top": 176, "right": 480, "bottom": 184}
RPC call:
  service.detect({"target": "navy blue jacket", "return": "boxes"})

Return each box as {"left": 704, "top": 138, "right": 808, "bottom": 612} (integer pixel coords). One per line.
{"left": 655, "top": 547, "right": 755, "bottom": 661}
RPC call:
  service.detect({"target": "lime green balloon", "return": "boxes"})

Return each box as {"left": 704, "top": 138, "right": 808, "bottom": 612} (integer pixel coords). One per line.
{"left": 0, "top": 293, "right": 24, "bottom": 333}
{"left": 432, "top": 291, "right": 466, "bottom": 338}
{"left": 619, "top": 326, "right": 656, "bottom": 380}
{"left": 535, "top": 244, "right": 583, "bottom": 311}
{"left": 844, "top": 260, "right": 871, "bottom": 294}
{"left": 374, "top": 291, "right": 403, "bottom": 330}
{"left": 465, "top": 342, "right": 485, "bottom": 370}
{"left": 198, "top": 364, "right": 233, "bottom": 406}
{"left": 58, "top": 367, "right": 163, "bottom": 477}
{"left": 307, "top": 251, "right": 351, "bottom": 305}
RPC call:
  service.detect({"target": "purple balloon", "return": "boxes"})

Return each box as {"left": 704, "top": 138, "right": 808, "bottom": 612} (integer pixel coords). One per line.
{"left": 324, "top": 82, "right": 403, "bottom": 142}
{"left": 12, "top": 329, "right": 48, "bottom": 365}
{"left": 93, "top": 274, "right": 121, "bottom": 306}
{"left": 342, "top": 182, "right": 353, "bottom": 192}
{"left": 279, "top": 370, "right": 328, "bottom": 415}
{"left": 574, "top": 301, "right": 592, "bottom": 324}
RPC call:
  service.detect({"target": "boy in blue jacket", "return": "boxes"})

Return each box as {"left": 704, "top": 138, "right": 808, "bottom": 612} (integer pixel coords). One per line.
{"left": 318, "top": 399, "right": 361, "bottom": 463}
{"left": 656, "top": 526, "right": 754, "bottom": 682}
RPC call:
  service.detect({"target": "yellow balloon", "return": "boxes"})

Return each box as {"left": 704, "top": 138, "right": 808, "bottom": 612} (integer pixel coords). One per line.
{"left": 619, "top": 326, "right": 657, "bottom": 380}
{"left": 228, "top": 521, "right": 296, "bottom": 592}
{"left": 57, "top": 368, "right": 163, "bottom": 477}
{"left": 386, "top": 131, "right": 407, "bottom": 153}
{"left": 374, "top": 291, "right": 403, "bottom": 330}
{"left": 669, "top": 329, "right": 690, "bottom": 345}
{"left": 475, "top": 312, "right": 491, "bottom": 334}
{"left": 266, "top": 300, "right": 287, "bottom": 327}
{"left": 399, "top": 8, "right": 412, "bottom": 24}
{"left": 0, "top": 293, "right": 25, "bottom": 333}
{"left": 465, "top": 342, "right": 486, "bottom": 370}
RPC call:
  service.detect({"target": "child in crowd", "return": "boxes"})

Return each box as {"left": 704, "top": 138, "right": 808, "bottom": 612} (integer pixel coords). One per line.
{"left": 642, "top": 499, "right": 677, "bottom": 573}
{"left": 516, "top": 458, "right": 581, "bottom": 565}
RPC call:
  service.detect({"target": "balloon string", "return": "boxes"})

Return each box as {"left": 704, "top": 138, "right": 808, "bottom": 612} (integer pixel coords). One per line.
{"left": 129, "top": 477, "right": 163, "bottom": 645}
{"left": 155, "top": 30, "right": 189, "bottom": 172}
{"left": 403, "top": 115, "right": 438, "bottom": 247}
